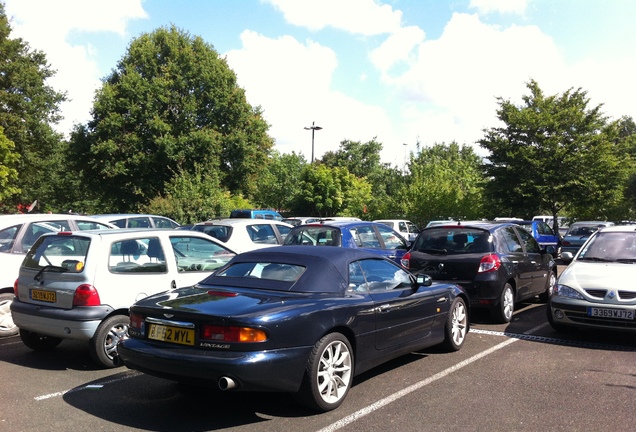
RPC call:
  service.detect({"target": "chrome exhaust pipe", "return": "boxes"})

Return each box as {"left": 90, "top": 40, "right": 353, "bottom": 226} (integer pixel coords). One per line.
{"left": 218, "top": 376, "right": 237, "bottom": 390}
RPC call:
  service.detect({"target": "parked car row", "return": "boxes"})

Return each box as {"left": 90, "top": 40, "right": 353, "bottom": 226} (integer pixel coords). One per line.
{"left": 4, "top": 210, "right": 632, "bottom": 413}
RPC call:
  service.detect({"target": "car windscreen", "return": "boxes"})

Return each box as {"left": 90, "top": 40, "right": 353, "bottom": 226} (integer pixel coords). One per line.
{"left": 23, "top": 235, "right": 91, "bottom": 272}
{"left": 578, "top": 231, "right": 636, "bottom": 262}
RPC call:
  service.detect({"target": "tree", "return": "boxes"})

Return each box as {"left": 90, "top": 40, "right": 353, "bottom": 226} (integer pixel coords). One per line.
{"left": 254, "top": 151, "right": 307, "bottom": 213}
{"left": 67, "top": 25, "right": 273, "bottom": 212}
{"left": 0, "top": 4, "right": 66, "bottom": 211}
{"left": 479, "top": 80, "right": 629, "bottom": 231}
{"left": 321, "top": 139, "right": 383, "bottom": 178}
{"left": 0, "top": 126, "right": 19, "bottom": 203}
{"left": 405, "top": 142, "right": 484, "bottom": 227}
{"left": 320, "top": 138, "right": 407, "bottom": 220}
{"left": 290, "top": 165, "right": 372, "bottom": 218}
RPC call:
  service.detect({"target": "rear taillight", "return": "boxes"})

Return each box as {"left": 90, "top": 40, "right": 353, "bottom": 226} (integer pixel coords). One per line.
{"left": 129, "top": 312, "right": 144, "bottom": 330}
{"left": 561, "top": 240, "right": 571, "bottom": 246}
{"left": 13, "top": 279, "right": 19, "bottom": 297}
{"left": 73, "top": 284, "right": 101, "bottom": 306}
{"left": 478, "top": 253, "right": 501, "bottom": 273}
{"left": 200, "top": 325, "right": 267, "bottom": 343}
{"left": 401, "top": 251, "right": 411, "bottom": 269}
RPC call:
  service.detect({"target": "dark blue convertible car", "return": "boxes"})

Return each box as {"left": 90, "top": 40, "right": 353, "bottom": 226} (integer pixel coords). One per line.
{"left": 117, "top": 246, "right": 468, "bottom": 412}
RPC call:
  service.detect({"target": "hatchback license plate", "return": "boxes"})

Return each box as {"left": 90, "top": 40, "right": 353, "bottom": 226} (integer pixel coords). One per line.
{"left": 588, "top": 307, "right": 634, "bottom": 320}
{"left": 148, "top": 324, "right": 195, "bottom": 346}
{"left": 30, "top": 289, "right": 56, "bottom": 303}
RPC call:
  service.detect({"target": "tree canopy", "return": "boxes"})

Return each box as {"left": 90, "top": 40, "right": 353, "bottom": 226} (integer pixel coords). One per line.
{"left": 405, "top": 142, "right": 484, "bottom": 226}
{"left": 0, "top": 4, "right": 66, "bottom": 211}
{"left": 479, "top": 79, "right": 630, "bottom": 229}
{"left": 67, "top": 25, "right": 273, "bottom": 212}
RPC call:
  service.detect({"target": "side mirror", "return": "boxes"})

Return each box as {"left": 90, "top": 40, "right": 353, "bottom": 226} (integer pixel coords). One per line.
{"left": 415, "top": 273, "right": 432, "bottom": 287}
{"left": 561, "top": 251, "right": 573, "bottom": 263}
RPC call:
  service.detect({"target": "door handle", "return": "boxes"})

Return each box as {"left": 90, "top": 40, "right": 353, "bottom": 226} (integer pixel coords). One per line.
{"left": 376, "top": 304, "right": 391, "bottom": 313}
{"left": 171, "top": 280, "right": 177, "bottom": 289}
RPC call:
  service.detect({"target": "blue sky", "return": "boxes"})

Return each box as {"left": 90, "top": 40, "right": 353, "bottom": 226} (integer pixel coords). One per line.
{"left": 4, "top": 0, "right": 636, "bottom": 165}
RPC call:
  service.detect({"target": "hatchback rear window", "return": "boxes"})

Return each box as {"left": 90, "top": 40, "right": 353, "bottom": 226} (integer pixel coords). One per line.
{"left": 23, "top": 235, "right": 91, "bottom": 272}
{"left": 413, "top": 228, "right": 492, "bottom": 254}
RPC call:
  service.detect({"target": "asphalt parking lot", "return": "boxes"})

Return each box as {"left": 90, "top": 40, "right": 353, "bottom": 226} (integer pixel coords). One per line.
{"left": 2, "top": 274, "right": 635, "bottom": 432}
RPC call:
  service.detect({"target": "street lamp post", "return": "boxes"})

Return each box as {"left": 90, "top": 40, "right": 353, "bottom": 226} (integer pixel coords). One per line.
{"left": 304, "top": 121, "right": 323, "bottom": 163}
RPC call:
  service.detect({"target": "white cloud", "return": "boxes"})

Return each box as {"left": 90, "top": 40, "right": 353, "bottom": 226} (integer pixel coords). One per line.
{"left": 226, "top": 30, "right": 393, "bottom": 160}
{"left": 3, "top": 0, "right": 148, "bottom": 135}
{"left": 370, "top": 25, "right": 426, "bottom": 73}
{"left": 380, "top": 13, "right": 568, "bottom": 152}
{"left": 469, "top": 0, "right": 528, "bottom": 15}
{"left": 265, "top": 0, "right": 402, "bottom": 35}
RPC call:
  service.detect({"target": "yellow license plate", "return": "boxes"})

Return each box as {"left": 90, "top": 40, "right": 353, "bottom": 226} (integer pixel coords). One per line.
{"left": 148, "top": 324, "right": 195, "bottom": 346}
{"left": 31, "top": 289, "right": 56, "bottom": 303}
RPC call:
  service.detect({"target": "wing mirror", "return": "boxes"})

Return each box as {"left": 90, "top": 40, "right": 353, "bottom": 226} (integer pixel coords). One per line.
{"left": 415, "top": 273, "right": 432, "bottom": 287}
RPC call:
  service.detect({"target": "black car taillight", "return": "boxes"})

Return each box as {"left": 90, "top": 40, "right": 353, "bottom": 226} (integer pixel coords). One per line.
{"left": 478, "top": 254, "right": 501, "bottom": 273}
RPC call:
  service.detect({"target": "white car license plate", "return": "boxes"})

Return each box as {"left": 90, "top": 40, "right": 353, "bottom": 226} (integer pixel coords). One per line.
{"left": 587, "top": 307, "right": 634, "bottom": 320}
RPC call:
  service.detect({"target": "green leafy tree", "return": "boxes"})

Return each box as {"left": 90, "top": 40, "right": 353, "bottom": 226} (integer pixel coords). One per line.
{"left": 613, "top": 116, "right": 636, "bottom": 220}
{"left": 321, "top": 139, "right": 383, "bottom": 178}
{"left": 320, "top": 138, "right": 406, "bottom": 220}
{"left": 479, "top": 80, "right": 628, "bottom": 230}
{"left": 67, "top": 25, "right": 273, "bottom": 212}
{"left": 405, "top": 142, "right": 484, "bottom": 227}
{"left": 291, "top": 165, "right": 372, "bottom": 217}
{"left": 254, "top": 151, "right": 307, "bottom": 213}
{"left": 0, "top": 126, "right": 19, "bottom": 203}
{"left": 0, "top": 5, "right": 66, "bottom": 211}
{"left": 144, "top": 165, "right": 238, "bottom": 224}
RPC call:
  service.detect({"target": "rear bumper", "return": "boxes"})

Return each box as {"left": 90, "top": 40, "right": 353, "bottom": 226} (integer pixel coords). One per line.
{"left": 118, "top": 337, "right": 312, "bottom": 392}
{"left": 10, "top": 300, "right": 112, "bottom": 340}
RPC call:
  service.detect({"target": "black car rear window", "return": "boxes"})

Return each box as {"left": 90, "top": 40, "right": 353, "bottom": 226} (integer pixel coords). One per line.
{"left": 413, "top": 228, "right": 492, "bottom": 254}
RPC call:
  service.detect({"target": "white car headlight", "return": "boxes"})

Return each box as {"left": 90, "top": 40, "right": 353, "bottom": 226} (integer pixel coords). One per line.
{"left": 553, "top": 284, "right": 585, "bottom": 300}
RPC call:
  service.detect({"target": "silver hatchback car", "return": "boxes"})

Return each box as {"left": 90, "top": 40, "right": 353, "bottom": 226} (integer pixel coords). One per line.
{"left": 548, "top": 225, "right": 636, "bottom": 332}
{"left": 11, "top": 229, "right": 236, "bottom": 367}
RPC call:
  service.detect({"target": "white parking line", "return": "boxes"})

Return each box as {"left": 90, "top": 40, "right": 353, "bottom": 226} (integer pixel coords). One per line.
{"left": 34, "top": 373, "right": 138, "bottom": 401}
{"left": 317, "top": 323, "right": 548, "bottom": 432}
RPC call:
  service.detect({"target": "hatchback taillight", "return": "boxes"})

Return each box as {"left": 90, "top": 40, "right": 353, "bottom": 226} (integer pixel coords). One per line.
{"left": 401, "top": 251, "right": 411, "bottom": 269}
{"left": 561, "top": 240, "right": 571, "bottom": 246}
{"left": 13, "top": 279, "right": 19, "bottom": 297}
{"left": 478, "top": 253, "right": 501, "bottom": 273}
{"left": 73, "top": 284, "right": 101, "bottom": 306}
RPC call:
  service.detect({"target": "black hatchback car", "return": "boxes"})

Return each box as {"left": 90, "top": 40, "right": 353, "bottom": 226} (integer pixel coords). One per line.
{"left": 401, "top": 222, "right": 557, "bottom": 323}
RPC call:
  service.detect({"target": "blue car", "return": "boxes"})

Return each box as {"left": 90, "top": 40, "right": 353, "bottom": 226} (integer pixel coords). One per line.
{"left": 513, "top": 220, "right": 560, "bottom": 257}
{"left": 116, "top": 246, "right": 468, "bottom": 412}
{"left": 282, "top": 220, "right": 410, "bottom": 264}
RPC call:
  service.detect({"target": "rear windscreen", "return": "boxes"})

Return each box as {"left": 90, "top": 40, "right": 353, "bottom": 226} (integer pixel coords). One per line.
{"left": 23, "top": 235, "right": 91, "bottom": 272}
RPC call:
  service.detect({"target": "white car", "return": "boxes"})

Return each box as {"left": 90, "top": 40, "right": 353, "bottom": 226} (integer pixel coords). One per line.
{"left": 11, "top": 228, "right": 236, "bottom": 367}
{"left": 191, "top": 218, "right": 293, "bottom": 253}
{"left": 548, "top": 225, "right": 636, "bottom": 333}
{"left": 0, "top": 213, "right": 117, "bottom": 337}
{"left": 373, "top": 219, "right": 420, "bottom": 242}
{"left": 90, "top": 213, "right": 180, "bottom": 229}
